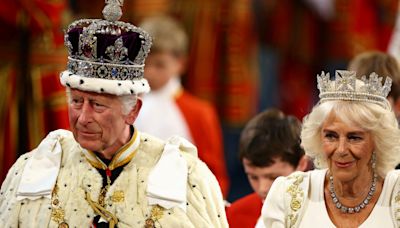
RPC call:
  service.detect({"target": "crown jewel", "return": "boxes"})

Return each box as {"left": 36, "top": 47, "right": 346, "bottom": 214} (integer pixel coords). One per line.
{"left": 317, "top": 70, "right": 392, "bottom": 109}
{"left": 60, "top": 0, "right": 152, "bottom": 95}
{"left": 102, "top": 0, "right": 123, "bottom": 22}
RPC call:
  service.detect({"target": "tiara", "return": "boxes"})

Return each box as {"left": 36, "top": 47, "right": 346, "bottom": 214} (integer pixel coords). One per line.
{"left": 60, "top": 0, "right": 152, "bottom": 95}
{"left": 317, "top": 70, "right": 392, "bottom": 109}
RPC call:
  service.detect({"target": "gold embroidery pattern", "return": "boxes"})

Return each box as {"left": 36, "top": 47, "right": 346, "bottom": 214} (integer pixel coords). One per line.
{"left": 394, "top": 187, "right": 400, "bottom": 224}
{"left": 111, "top": 190, "right": 125, "bottom": 203}
{"left": 51, "top": 208, "right": 65, "bottom": 224}
{"left": 144, "top": 205, "right": 164, "bottom": 228}
{"left": 51, "top": 185, "right": 69, "bottom": 228}
{"left": 150, "top": 205, "right": 164, "bottom": 220}
{"left": 286, "top": 174, "right": 304, "bottom": 228}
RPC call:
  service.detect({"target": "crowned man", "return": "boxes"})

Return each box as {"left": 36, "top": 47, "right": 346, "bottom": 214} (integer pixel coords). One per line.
{"left": 0, "top": 1, "right": 228, "bottom": 227}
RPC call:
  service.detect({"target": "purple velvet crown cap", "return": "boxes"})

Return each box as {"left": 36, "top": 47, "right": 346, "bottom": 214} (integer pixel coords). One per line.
{"left": 60, "top": 0, "right": 152, "bottom": 96}
{"left": 66, "top": 27, "right": 142, "bottom": 63}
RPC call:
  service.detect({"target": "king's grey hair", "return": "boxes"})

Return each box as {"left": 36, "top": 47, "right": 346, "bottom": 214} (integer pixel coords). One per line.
{"left": 118, "top": 94, "right": 138, "bottom": 115}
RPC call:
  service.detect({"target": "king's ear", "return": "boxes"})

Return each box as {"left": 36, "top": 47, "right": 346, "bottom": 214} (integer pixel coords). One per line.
{"left": 126, "top": 98, "right": 142, "bottom": 125}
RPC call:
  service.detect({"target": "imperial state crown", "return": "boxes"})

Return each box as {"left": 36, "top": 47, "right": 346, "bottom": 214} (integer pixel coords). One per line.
{"left": 60, "top": 0, "right": 152, "bottom": 95}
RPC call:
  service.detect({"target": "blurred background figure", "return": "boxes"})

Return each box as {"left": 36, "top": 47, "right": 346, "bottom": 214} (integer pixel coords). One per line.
{"left": 388, "top": 0, "right": 400, "bottom": 62}
{"left": 134, "top": 15, "right": 230, "bottom": 196}
{"left": 226, "top": 108, "right": 309, "bottom": 228}
{"left": 348, "top": 51, "right": 400, "bottom": 121}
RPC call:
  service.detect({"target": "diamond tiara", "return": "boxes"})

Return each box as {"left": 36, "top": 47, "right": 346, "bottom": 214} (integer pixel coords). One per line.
{"left": 317, "top": 70, "right": 392, "bottom": 109}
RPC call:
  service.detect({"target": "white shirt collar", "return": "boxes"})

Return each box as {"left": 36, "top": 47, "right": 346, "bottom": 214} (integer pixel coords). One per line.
{"left": 147, "top": 77, "right": 182, "bottom": 99}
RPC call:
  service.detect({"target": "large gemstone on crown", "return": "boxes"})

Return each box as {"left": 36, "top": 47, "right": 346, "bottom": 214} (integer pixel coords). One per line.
{"left": 114, "top": 51, "right": 122, "bottom": 60}
{"left": 83, "top": 44, "right": 93, "bottom": 58}
{"left": 67, "top": 61, "right": 78, "bottom": 73}
{"left": 111, "top": 68, "right": 119, "bottom": 78}
{"left": 77, "top": 61, "right": 92, "bottom": 77}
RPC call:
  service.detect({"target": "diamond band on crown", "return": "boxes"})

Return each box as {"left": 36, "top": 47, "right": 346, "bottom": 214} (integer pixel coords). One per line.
{"left": 67, "top": 58, "right": 144, "bottom": 80}
{"left": 317, "top": 70, "right": 392, "bottom": 109}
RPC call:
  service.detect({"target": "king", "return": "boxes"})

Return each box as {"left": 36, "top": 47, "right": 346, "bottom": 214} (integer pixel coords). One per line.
{"left": 0, "top": 0, "right": 228, "bottom": 227}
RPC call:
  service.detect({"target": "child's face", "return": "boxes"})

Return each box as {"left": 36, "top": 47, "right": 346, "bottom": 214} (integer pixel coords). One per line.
{"left": 144, "top": 52, "right": 184, "bottom": 91}
{"left": 243, "top": 158, "right": 295, "bottom": 202}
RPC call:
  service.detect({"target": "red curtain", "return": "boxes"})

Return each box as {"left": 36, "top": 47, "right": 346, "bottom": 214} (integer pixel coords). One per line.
{"left": 0, "top": 0, "right": 70, "bottom": 182}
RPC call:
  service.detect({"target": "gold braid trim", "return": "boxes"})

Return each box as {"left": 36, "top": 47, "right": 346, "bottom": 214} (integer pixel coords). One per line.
{"left": 85, "top": 191, "right": 118, "bottom": 228}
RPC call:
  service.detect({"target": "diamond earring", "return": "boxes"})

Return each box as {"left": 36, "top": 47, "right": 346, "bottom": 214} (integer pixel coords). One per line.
{"left": 371, "top": 152, "right": 377, "bottom": 170}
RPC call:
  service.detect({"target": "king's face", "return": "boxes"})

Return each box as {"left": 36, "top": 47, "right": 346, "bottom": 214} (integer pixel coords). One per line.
{"left": 68, "top": 89, "right": 132, "bottom": 156}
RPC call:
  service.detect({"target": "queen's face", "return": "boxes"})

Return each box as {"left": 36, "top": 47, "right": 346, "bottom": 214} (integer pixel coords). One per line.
{"left": 320, "top": 114, "right": 375, "bottom": 182}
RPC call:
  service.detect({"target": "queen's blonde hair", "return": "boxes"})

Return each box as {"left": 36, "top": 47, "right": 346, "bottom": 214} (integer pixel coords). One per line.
{"left": 301, "top": 100, "right": 400, "bottom": 177}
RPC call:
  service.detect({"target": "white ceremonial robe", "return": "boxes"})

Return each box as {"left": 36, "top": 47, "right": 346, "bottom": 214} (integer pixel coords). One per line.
{"left": 262, "top": 169, "right": 400, "bottom": 228}
{"left": 0, "top": 130, "right": 228, "bottom": 228}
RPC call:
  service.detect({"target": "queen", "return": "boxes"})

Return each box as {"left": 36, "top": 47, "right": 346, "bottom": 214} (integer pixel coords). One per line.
{"left": 261, "top": 70, "right": 400, "bottom": 227}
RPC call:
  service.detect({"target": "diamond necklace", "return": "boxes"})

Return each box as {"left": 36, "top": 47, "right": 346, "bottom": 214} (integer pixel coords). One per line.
{"left": 329, "top": 172, "right": 377, "bottom": 213}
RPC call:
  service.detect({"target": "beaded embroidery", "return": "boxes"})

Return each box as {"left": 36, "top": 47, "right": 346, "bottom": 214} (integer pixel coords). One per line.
{"left": 144, "top": 205, "right": 164, "bottom": 228}
{"left": 286, "top": 174, "right": 305, "bottom": 228}
{"left": 51, "top": 184, "right": 69, "bottom": 228}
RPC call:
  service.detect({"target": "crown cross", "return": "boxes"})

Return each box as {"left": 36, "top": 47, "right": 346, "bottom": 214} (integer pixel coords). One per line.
{"left": 336, "top": 71, "right": 356, "bottom": 92}
{"left": 79, "top": 33, "right": 97, "bottom": 59}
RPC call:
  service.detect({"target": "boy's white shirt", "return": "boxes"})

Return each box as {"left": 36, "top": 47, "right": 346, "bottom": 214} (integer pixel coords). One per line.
{"left": 255, "top": 216, "right": 265, "bottom": 228}
{"left": 135, "top": 77, "right": 193, "bottom": 142}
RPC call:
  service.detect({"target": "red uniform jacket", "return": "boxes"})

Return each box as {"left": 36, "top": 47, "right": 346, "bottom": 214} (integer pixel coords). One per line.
{"left": 226, "top": 192, "right": 263, "bottom": 228}
{"left": 175, "top": 90, "right": 229, "bottom": 196}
